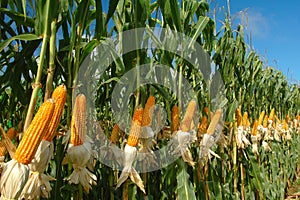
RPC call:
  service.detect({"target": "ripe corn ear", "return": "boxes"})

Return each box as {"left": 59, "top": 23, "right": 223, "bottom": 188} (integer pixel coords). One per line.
{"left": 252, "top": 120, "right": 258, "bottom": 136}
{"left": 110, "top": 124, "right": 120, "bottom": 144}
{"left": 236, "top": 108, "right": 242, "bottom": 126}
{"left": 70, "top": 94, "right": 86, "bottom": 146}
{"left": 43, "top": 84, "right": 67, "bottom": 141}
{"left": 263, "top": 115, "right": 268, "bottom": 128}
{"left": 0, "top": 128, "right": 17, "bottom": 157}
{"left": 258, "top": 111, "right": 265, "bottom": 125}
{"left": 269, "top": 108, "right": 275, "bottom": 121}
{"left": 207, "top": 109, "right": 222, "bottom": 135}
{"left": 142, "top": 96, "right": 155, "bottom": 127}
{"left": 127, "top": 107, "right": 143, "bottom": 147}
{"left": 14, "top": 99, "right": 55, "bottom": 165}
{"left": 171, "top": 105, "right": 179, "bottom": 132}
{"left": 181, "top": 100, "right": 197, "bottom": 132}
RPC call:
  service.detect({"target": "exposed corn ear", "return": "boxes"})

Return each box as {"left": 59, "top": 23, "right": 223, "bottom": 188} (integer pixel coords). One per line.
{"left": 43, "top": 84, "right": 67, "bottom": 141}
{"left": 0, "top": 128, "right": 17, "bottom": 157}
{"left": 142, "top": 96, "right": 155, "bottom": 127}
{"left": 181, "top": 100, "right": 197, "bottom": 132}
{"left": 236, "top": 108, "right": 242, "bottom": 126}
{"left": 207, "top": 109, "right": 222, "bottom": 135}
{"left": 242, "top": 112, "right": 249, "bottom": 128}
{"left": 285, "top": 114, "right": 290, "bottom": 123}
{"left": 70, "top": 94, "right": 86, "bottom": 146}
{"left": 171, "top": 105, "right": 179, "bottom": 132}
{"left": 258, "top": 111, "right": 265, "bottom": 125}
{"left": 14, "top": 99, "right": 55, "bottom": 165}
{"left": 198, "top": 116, "right": 208, "bottom": 134}
{"left": 127, "top": 107, "right": 143, "bottom": 147}
{"left": 283, "top": 120, "right": 289, "bottom": 131}
{"left": 269, "top": 108, "right": 275, "bottom": 121}
{"left": 110, "top": 124, "right": 120, "bottom": 144}
{"left": 263, "top": 115, "right": 268, "bottom": 128}
{"left": 204, "top": 107, "right": 209, "bottom": 115}
{"left": 252, "top": 120, "right": 258, "bottom": 136}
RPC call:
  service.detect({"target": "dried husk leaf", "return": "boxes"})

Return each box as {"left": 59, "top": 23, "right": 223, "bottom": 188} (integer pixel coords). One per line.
{"left": 116, "top": 144, "right": 145, "bottom": 194}
{"left": 0, "top": 159, "right": 29, "bottom": 199}
{"left": 19, "top": 140, "right": 55, "bottom": 199}
{"left": 66, "top": 142, "right": 97, "bottom": 193}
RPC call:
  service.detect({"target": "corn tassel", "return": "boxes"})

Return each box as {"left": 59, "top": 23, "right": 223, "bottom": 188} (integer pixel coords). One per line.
{"left": 70, "top": 94, "right": 86, "bottom": 146}
{"left": 14, "top": 99, "right": 55, "bottom": 165}
{"left": 127, "top": 107, "right": 143, "bottom": 147}
{"left": 43, "top": 84, "right": 67, "bottom": 141}
{"left": 181, "top": 100, "right": 197, "bottom": 132}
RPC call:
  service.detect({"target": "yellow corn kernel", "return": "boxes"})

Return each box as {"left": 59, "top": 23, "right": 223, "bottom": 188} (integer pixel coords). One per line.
{"left": 70, "top": 94, "right": 87, "bottom": 146}
{"left": 14, "top": 99, "right": 55, "bottom": 164}
{"left": 180, "top": 100, "right": 197, "bottom": 132}
{"left": 127, "top": 107, "right": 143, "bottom": 147}
{"left": 283, "top": 120, "right": 289, "bottom": 131}
{"left": 258, "top": 111, "right": 265, "bottom": 125}
{"left": 236, "top": 108, "right": 242, "bottom": 127}
{"left": 204, "top": 107, "right": 209, "bottom": 115}
{"left": 242, "top": 112, "right": 248, "bottom": 128}
{"left": 0, "top": 128, "right": 17, "bottom": 157}
{"left": 43, "top": 84, "right": 67, "bottom": 141}
{"left": 263, "top": 115, "right": 268, "bottom": 128}
{"left": 285, "top": 114, "right": 290, "bottom": 123}
{"left": 207, "top": 109, "right": 222, "bottom": 135}
{"left": 142, "top": 96, "right": 155, "bottom": 127}
{"left": 110, "top": 124, "right": 120, "bottom": 144}
{"left": 252, "top": 120, "right": 258, "bottom": 136}
{"left": 269, "top": 108, "right": 275, "bottom": 121}
{"left": 171, "top": 105, "right": 179, "bottom": 132}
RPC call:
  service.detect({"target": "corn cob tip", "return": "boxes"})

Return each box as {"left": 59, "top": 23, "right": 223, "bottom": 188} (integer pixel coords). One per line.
{"left": 207, "top": 109, "right": 222, "bottom": 135}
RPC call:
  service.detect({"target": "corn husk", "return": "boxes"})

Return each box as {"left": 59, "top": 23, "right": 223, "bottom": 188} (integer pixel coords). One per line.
{"left": 138, "top": 127, "right": 157, "bottom": 166}
{"left": 66, "top": 141, "right": 97, "bottom": 193}
{"left": 199, "top": 133, "right": 219, "bottom": 160}
{"left": 236, "top": 126, "right": 250, "bottom": 149}
{"left": 116, "top": 144, "right": 145, "bottom": 193}
{"left": 262, "top": 141, "right": 271, "bottom": 152}
{"left": 19, "top": 140, "right": 55, "bottom": 199}
{"left": 172, "top": 130, "right": 197, "bottom": 167}
{"left": 0, "top": 159, "right": 29, "bottom": 199}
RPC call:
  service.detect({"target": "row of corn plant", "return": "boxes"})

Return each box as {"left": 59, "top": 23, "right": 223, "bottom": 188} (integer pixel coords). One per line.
{"left": 0, "top": 0, "right": 299, "bottom": 199}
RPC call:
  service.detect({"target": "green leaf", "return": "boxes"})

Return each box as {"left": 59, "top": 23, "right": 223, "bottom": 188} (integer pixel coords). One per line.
{"left": 0, "top": 34, "right": 40, "bottom": 52}
{"left": 0, "top": 8, "right": 34, "bottom": 27}
{"left": 106, "top": 0, "right": 119, "bottom": 24}
{"left": 176, "top": 162, "right": 196, "bottom": 200}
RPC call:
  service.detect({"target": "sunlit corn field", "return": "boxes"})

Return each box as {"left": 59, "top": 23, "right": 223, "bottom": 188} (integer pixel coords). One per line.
{"left": 0, "top": 0, "right": 300, "bottom": 199}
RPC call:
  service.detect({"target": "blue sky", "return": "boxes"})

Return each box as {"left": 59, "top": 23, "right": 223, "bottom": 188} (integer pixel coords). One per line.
{"left": 211, "top": 0, "right": 300, "bottom": 83}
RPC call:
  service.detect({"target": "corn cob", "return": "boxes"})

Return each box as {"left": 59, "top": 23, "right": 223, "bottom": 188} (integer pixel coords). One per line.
{"left": 142, "top": 96, "right": 155, "bottom": 127}
{"left": 14, "top": 99, "right": 55, "bottom": 165}
{"left": 236, "top": 108, "right": 242, "bottom": 127}
{"left": 43, "top": 84, "right": 67, "bottom": 141}
{"left": 207, "top": 109, "right": 222, "bottom": 135}
{"left": 127, "top": 107, "right": 144, "bottom": 147}
{"left": 70, "top": 94, "right": 87, "bottom": 146}
{"left": 171, "top": 105, "right": 179, "bottom": 132}
{"left": 204, "top": 107, "right": 209, "bottom": 115}
{"left": 252, "top": 120, "right": 258, "bottom": 136}
{"left": 110, "top": 124, "right": 120, "bottom": 144}
{"left": 180, "top": 100, "right": 197, "bottom": 132}
{"left": 283, "top": 120, "right": 289, "bottom": 131}
{"left": 199, "top": 116, "right": 208, "bottom": 132}
{"left": 285, "top": 114, "right": 290, "bottom": 123}
{"left": 269, "top": 108, "right": 275, "bottom": 121}
{"left": 263, "top": 115, "right": 268, "bottom": 128}
{"left": 242, "top": 112, "right": 249, "bottom": 128}
{"left": 258, "top": 111, "right": 265, "bottom": 125}
{"left": 0, "top": 128, "right": 17, "bottom": 157}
